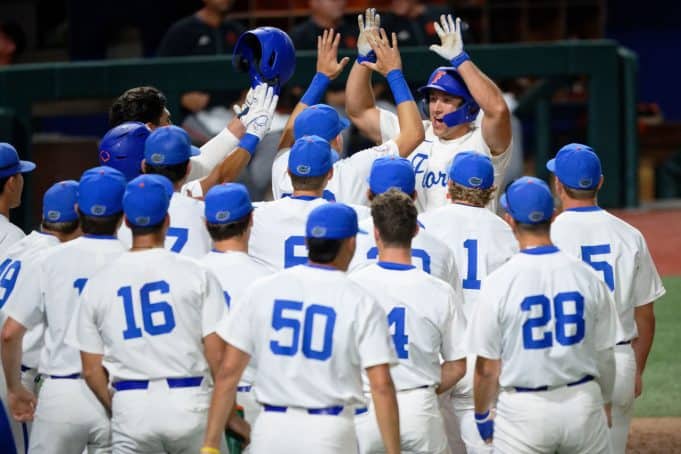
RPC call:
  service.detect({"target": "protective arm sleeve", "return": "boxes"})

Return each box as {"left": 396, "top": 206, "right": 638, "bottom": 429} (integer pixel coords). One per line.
{"left": 186, "top": 128, "right": 240, "bottom": 181}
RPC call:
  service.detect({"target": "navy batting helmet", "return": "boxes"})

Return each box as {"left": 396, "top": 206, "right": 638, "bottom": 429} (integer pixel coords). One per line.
{"left": 99, "top": 122, "right": 150, "bottom": 181}
{"left": 233, "top": 27, "right": 296, "bottom": 93}
{"left": 418, "top": 67, "right": 480, "bottom": 127}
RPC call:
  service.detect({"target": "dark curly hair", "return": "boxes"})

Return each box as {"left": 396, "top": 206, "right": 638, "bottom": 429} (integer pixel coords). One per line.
{"left": 109, "top": 86, "right": 167, "bottom": 127}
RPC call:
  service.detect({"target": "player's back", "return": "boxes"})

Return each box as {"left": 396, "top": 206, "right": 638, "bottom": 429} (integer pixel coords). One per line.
{"left": 38, "top": 235, "right": 126, "bottom": 375}
{"left": 118, "top": 193, "right": 211, "bottom": 258}
{"left": 351, "top": 216, "right": 459, "bottom": 288}
{"left": 350, "top": 263, "right": 465, "bottom": 390}
{"left": 472, "top": 246, "right": 619, "bottom": 389}
{"left": 0, "top": 214, "right": 25, "bottom": 255}
{"left": 77, "top": 249, "right": 226, "bottom": 381}
{"left": 551, "top": 207, "right": 666, "bottom": 340}
{"left": 248, "top": 197, "right": 327, "bottom": 269}
{"left": 420, "top": 203, "right": 518, "bottom": 317}
{"left": 231, "top": 264, "right": 394, "bottom": 408}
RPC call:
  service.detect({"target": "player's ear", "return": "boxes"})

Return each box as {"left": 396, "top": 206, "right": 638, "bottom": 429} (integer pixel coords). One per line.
{"left": 327, "top": 167, "right": 334, "bottom": 181}
{"left": 186, "top": 160, "right": 192, "bottom": 176}
{"left": 373, "top": 225, "right": 381, "bottom": 245}
{"left": 141, "top": 159, "right": 148, "bottom": 174}
{"left": 410, "top": 190, "right": 417, "bottom": 201}
{"left": 502, "top": 212, "right": 515, "bottom": 229}
{"left": 124, "top": 215, "right": 132, "bottom": 228}
{"left": 413, "top": 221, "right": 419, "bottom": 238}
{"left": 366, "top": 189, "right": 373, "bottom": 202}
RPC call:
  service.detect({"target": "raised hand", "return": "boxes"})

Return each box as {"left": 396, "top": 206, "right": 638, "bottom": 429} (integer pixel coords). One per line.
{"left": 233, "top": 84, "right": 261, "bottom": 119}
{"left": 357, "top": 8, "right": 381, "bottom": 59}
{"left": 359, "top": 28, "right": 402, "bottom": 77}
{"left": 242, "top": 84, "right": 279, "bottom": 140}
{"left": 316, "top": 29, "right": 351, "bottom": 80}
{"left": 429, "top": 14, "right": 465, "bottom": 62}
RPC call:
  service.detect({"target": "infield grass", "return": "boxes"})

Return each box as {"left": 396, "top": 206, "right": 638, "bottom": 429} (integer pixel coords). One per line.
{"left": 634, "top": 276, "right": 681, "bottom": 417}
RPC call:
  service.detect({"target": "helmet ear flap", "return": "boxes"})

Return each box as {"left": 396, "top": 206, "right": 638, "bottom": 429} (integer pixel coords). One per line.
{"left": 419, "top": 98, "right": 429, "bottom": 120}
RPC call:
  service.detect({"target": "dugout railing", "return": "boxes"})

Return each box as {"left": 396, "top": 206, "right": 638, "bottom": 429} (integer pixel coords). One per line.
{"left": 0, "top": 40, "right": 638, "bottom": 230}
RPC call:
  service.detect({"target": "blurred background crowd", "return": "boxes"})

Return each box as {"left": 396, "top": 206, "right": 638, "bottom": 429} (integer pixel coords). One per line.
{"left": 1, "top": 0, "right": 679, "bottom": 204}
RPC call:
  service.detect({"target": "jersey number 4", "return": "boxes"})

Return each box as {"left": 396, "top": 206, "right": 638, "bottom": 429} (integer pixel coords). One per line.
{"left": 118, "top": 281, "right": 176, "bottom": 340}
{"left": 521, "top": 291, "right": 585, "bottom": 349}
{"left": 270, "top": 299, "right": 336, "bottom": 361}
{"left": 388, "top": 307, "right": 409, "bottom": 359}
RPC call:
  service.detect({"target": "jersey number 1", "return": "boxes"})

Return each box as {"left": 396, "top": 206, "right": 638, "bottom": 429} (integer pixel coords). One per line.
{"left": 118, "top": 280, "right": 176, "bottom": 340}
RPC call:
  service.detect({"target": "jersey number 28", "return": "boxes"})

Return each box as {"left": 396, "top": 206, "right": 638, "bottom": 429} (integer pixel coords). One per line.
{"left": 521, "top": 291, "right": 585, "bottom": 349}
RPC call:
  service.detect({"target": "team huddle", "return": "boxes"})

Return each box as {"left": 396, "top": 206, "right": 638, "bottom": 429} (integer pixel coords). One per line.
{"left": 0, "top": 8, "right": 666, "bottom": 454}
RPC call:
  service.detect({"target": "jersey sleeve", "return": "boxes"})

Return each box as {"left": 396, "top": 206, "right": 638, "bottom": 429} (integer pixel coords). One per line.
{"left": 186, "top": 127, "right": 240, "bottom": 182}
{"left": 379, "top": 108, "right": 400, "bottom": 143}
{"left": 2, "top": 258, "right": 44, "bottom": 329}
{"left": 466, "top": 283, "right": 502, "bottom": 359}
{"left": 66, "top": 285, "right": 105, "bottom": 354}
{"left": 631, "top": 238, "right": 666, "bottom": 307}
{"left": 594, "top": 281, "right": 623, "bottom": 350}
{"left": 201, "top": 270, "right": 229, "bottom": 338}
{"left": 356, "top": 295, "right": 397, "bottom": 369}
{"left": 180, "top": 179, "right": 204, "bottom": 199}
{"left": 220, "top": 285, "right": 256, "bottom": 356}
{"left": 441, "top": 287, "right": 467, "bottom": 361}
{"left": 271, "top": 148, "right": 293, "bottom": 200}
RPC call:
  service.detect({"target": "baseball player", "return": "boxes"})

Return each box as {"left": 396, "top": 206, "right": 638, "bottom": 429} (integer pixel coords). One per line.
{"left": 350, "top": 189, "right": 467, "bottom": 454}
{"left": 0, "top": 180, "right": 80, "bottom": 454}
{"left": 346, "top": 9, "right": 512, "bottom": 212}
{"left": 201, "top": 203, "right": 400, "bottom": 454}
{"left": 0, "top": 143, "right": 36, "bottom": 254}
{"left": 468, "top": 177, "right": 621, "bottom": 453}
{"left": 200, "top": 182, "right": 275, "bottom": 433}
{"left": 349, "top": 156, "right": 461, "bottom": 289}
{"left": 271, "top": 26, "right": 425, "bottom": 206}
{"left": 66, "top": 174, "right": 231, "bottom": 453}
{"left": 547, "top": 143, "right": 666, "bottom": 453}
{"left": 1, "top": 166, "right": 128, "bottom": 453}
{"left": 419, "top": 151, "right": 518, "bottom": 454}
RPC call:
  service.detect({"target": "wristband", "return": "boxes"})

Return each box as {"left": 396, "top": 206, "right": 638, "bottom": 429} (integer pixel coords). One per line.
{"left": 357, "top": 50, "right": 377, "bottom": 64}
{"left": 475, "top": 410, "right": 494, "bottom": 441}
{"left": 386, "top": 69, "right": 413, "bottom": 105}
{"left": 200, "top": 447, "right": 220, "bottom": 454}
{"left": 450, "top": 51, "right": 471, "bottom": 69}
{"left": 238, "top": 133, "right": 260, "bottom": 156}
{"left": 300, "top": 72, "right": 330, "bottom": 106}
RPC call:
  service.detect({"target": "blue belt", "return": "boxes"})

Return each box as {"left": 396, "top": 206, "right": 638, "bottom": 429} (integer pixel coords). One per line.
{"left": 237, "top": 385, "right": 252, "bottom": 392}
{"left": 263, "top": 404, "right": 367, "bottom": 416}
{"left": 49, "top": 373, "right": 81, "bottom": 379}
{"left": 514, "top": 375, "right": 594, "bottom": 393}
{"left": 113, "top": 376, "right": 203, "bottom": 391}
{"left": 617, "top": 340, "right": 631, "bottom": 345}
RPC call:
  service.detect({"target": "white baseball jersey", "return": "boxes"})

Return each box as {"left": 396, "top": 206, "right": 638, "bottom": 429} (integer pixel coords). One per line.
{"left": 379, "top": 109, "right": 511, "bottom": 212}
{"left": 271, "top": 140, "right": 400, "bottom": 206}
{"left": 3, "top": 235, "right": 126, "bottom": 376}
{"left": 66, "top": 249, "right": 226, "bottom": 381}
{"left": 119, "top": 192, "right": 211, "bottom": 258}
{"left": 350, "top": 262, "right": 466, "bottom": 390}
{"left": 0, "top": 231, "right": 59, "bottom": 368}
{"left": 551, "top": 207, "right": 666, "bottom": 341}
{"left": 350, "top": 217, "right": 461, "bottom": 290}
{"left": 467, "top": 246, "right": 620, "bottom": 389}
{"left": 0, "top": 214, "right": 25, "bottom": 255}
{"left": 202, "top": 250, "right": 274, "bottom": 384}
{"left": 419, "top": 203, "right": 518, "bottom": 319}
{"left": 220, "top": 264, "right": 397, "bottom": 408}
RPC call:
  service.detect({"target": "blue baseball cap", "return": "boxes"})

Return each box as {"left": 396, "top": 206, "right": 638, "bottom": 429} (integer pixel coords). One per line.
{"left": 123, "top": 174, "right": 173, "bottom": 227}
{"left": 144, "top": 125, "right": 200, "bottom": 166}
{"left": 449, "top": 152, "right": 494, "bottom": 189}
{"left": 0, "top": 143, "right": 36, "bottom": 178}
{"left": 205, "top": 183, "right": 253, "bottom": 224}
{"left": 546, "top": 143, "right": 602, "bottom": 190}
{"left": 369, "top": 156, "right": 415, "bottom": 195}
{"left": 99, "top": 122, "right": 150, "bottom": 181}
{"left": 78, "top": 166, "right": 127, "bottom": 217}
{"left": 500, "top": 176, "right": 554, "bottom": 224}
{"left": 43, "top": 180, "right": 79, "bottom": 223}
{"left": 306, "top": 203, "right": 359, "bottom": 239}
{"left": 294, "top": 104, "right": 350, "bottom": 142}
{"left": 288, "top": 135, "right": 333, "bottom": 177}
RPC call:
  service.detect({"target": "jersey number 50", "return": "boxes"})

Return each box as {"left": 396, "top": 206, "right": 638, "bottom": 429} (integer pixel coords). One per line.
{"left": 118, "top": 281, "right": 176, "bottom": 340}
{"left": 270, "top": 299, "right": 336, "bottom": 361}
{"left": 521, "top": 291, "right": 585, "bottom": 349}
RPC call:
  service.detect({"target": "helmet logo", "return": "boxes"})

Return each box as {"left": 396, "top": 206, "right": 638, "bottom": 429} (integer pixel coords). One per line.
{"left": 468, "top": 176, "right": 483, "bottom": 187}
{"left": 578, "top": 178, "right": 593, "bottom": 188}
{"left": 528, "top": 211, "right": 544, "bottom": 223}
{"left": 216, "top": 210, "right": 230, "bottom": 222}
{"left": 47, "top": 210, "right": 61, "bottom": 221}
{"left": 296, "top": 164, "right": 311, "bottom": 175}
{"left": 431, "top": 71, "right": 447, "bottom": 84}
{"left": 150, "top": 153, "right": 165, "bottom": 164}
{"left": 99, "top": 150, "right": 111, "bottom": 163}
{"left": 135, "top": 216, "right": 151, "bottom": 226}
{"left": 91, "top": 205, "right": 106, "bottom": 216}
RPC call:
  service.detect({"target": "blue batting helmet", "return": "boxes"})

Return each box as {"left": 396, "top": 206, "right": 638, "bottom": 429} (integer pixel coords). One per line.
{"left": 417, "top": 67, "right": 480, "bottom": 127}
{"left": 99, "top": 122, "right": 150, "bottom": 181}
{"left": 233, "top": 27, "right": 296, "bottom": 93}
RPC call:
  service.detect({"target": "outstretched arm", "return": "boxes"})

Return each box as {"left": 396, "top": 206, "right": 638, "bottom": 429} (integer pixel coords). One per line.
{"left": 345, "top": 8, "right": 383, "bottom": 144}
{"left": 277, "top": 29, "right": 351, "bottom": 151}
{"left": 430, "top": 15, "right": 511, "bottom": 155}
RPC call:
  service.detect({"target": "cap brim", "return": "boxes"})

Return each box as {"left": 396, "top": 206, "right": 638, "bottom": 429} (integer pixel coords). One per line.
{"left": 546, "top": 158, "right": 556, "bottom": 173}
{"left": 190, "top": 145, "right": 201, "bottom": 157}
{"left": 18, "top": 161, "right": 36, "bottom": 173}
{"left": 499, "top": 193, "right": 509, "bottom": 212}
{"left": 357, "top": 228, "right": 368, "bottom": 235}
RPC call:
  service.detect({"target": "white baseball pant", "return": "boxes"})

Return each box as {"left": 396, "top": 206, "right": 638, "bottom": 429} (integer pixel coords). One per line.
{"left": 237, "top": 385, "right": 260, "bottom": 454}
{"left": 610, "top": 342, "right": 636, "bottom": 453}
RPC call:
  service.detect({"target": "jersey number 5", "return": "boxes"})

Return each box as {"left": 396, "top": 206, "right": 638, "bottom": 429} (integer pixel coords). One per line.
{"left": 270, "top": 299, "right": 336, "bottom": 361}
{"left": 581, "top": 244, "right": 615, "bottom": 291}
{"left": 521, "top": 291, "right": 585, "bottom": 349}
{"left": 118, "top": 280, "right": 176, "bottom": 340}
